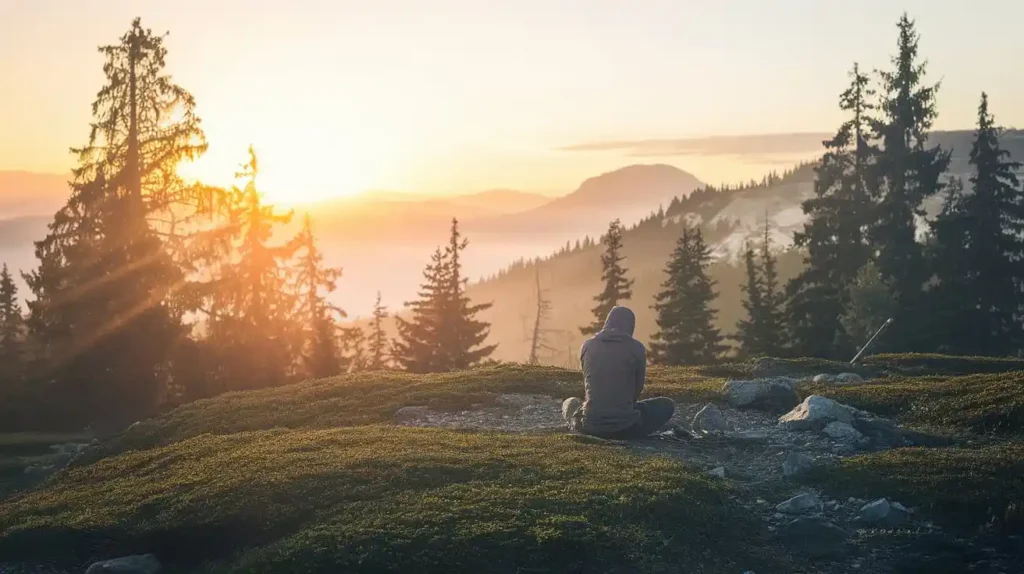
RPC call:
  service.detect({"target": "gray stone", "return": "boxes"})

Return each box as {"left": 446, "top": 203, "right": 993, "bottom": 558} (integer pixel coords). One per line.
{"left": 778, "top": 395, "right": 857, "bottom": 431}
{"left": 691, "top": 403, "right": 732, "bottom": 433}
{"left": 721, "top": 378, "right": 800, "bottom": 413}
{"left": 725, "top": 430, "right": 769, "bottom": 441}
{"left": 85, "top": 554, "right": 161, "bottom": 574}
{"left": 823, "top": 421, "right": 864, "bottom": 442}
{"left": 394, "top": 406, "right": 431, "bottom": 421}
{"left": 836, "top": 372, "right": 865, "bottom": 385}
{"left": 858, "top": 498, "right": 909, "bottom": 527}
{"left": 782, "top": 452, "right": 814, "bottom": 477}
{"left": 776, "top": 492, "right": 823, "bottom": 514}
{"left": 779, "top": 517, "right": 850, "bottom": 558}
{"left": 832, "top": 443, "right": 858, "bottom": 456}
{"left": 707, "top": 466, "right": 726, "bottom": 478}
{"left": 812, "top": 373, "right": 837, "bottom": 384}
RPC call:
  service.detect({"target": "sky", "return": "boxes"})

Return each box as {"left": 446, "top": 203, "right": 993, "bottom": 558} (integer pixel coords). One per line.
{"left": 2, "top": 0, "right": 1022, "bottom": 202}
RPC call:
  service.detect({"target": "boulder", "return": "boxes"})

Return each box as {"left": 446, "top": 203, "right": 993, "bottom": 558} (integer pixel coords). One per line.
{"left": 776, "top": 492, "right": 823, "bottom": 514}
{"left": 812, "top": 373, "right": 837, "bottom": 384}
{"left": 707, "top": 466, "right": 727, "bottom": 478}
{"left": 832, "top": 443, "right": 858, "bottom": 457}
{"left": 835, "top": 372, "right": 865, "bottom": 385}
{"left": 691, "top": 403, "right": 732, "bottom": 433}
{"left": 782, "top": 452, "right": 814, "bottom": 477}
{"left": 85, "top": 554, "right": 161, "bottom": 574}
{"left": 778, "top": 395, "right": 857, "bottom": 431}
{"left": 852, "top": 417, "right": 953, "bottom": 448}
{"left": 823, "top": 421, "right": 864, "bottom": 442}
{"left": 779, "top": 517, "right": 850, "bottom": 558}
{"left": 721, "top": 378, "right": 800, "bottom": 413}
{"left": 858, "top": 498, "right": 909, "bottom": 527}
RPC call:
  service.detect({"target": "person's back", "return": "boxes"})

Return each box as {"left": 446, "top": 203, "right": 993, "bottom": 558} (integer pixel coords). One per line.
{"left": 562, "top": 306, "right": 676, "bottom": 439}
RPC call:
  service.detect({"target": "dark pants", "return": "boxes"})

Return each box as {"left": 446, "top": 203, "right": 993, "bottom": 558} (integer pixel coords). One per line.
{"left": 563, "top": 397, "right": 676, "bottom": 439}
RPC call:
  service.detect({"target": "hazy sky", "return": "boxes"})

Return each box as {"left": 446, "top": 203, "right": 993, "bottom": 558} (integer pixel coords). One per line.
{"left": 2, "top": 0, "right": 1022, "bottom": 201}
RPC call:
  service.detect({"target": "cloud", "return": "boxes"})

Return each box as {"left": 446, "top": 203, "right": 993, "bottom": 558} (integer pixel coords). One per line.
{"left": 556, "top": 132, "right": 831, "bottom": 158}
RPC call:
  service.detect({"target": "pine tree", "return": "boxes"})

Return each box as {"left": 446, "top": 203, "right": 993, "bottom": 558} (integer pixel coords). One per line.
{"left": 0, "top": 264, "right": 24, "bottom": 383}
{"left": 24, "top": 19, "right": 204, "bottom": 426}
{"left": 439, "top": 218, "right": 496, "bottom": 370}
{"left": 758, "top": 221, "right": 785, "bottom": 355}
{"left": 929, "top": 93, "right": 1024, "bottom": 355}
{"left": 366, "top": 291, "right": 390, "bottom": 370}
{"left": 840, "top": 261, "right": 896, "bottom": 349}
{"left": 786, "top": 63, "right": 876, "bottom": 359}
{"left": 340, "top": 327, "right": 367, "bottom": 372}
{"left": 734, "top": 245, "right": 766, "bottom": 356}
{"left": 650, "top": 225, "right": 724, "bottom": 365}
{"left": 869, "top": 13, "right": 951, "bottom": 350}
{"left": 295, "top": 214, "right": 344, "bottom": 379}
{"left": 581, "top": 219, "right": 634, "bottom": 335}
{"left": 201, "top": 148, "right": 300, "bottom": 391}
{"left": 393, "top": 248, "right": 448, "bottom": 373}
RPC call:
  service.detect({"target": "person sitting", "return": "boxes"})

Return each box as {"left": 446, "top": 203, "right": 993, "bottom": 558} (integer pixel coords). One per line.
{"left": 561, "top": 306, "right": 676, "bottom": 439}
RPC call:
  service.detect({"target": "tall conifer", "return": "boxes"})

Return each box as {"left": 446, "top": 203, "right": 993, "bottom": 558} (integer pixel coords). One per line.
{"left": 581, "top": 219, "right": 634, "bottom": 335}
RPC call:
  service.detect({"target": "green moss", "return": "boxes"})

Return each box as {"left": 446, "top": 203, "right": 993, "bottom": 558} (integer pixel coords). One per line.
{"left": 860, "top": 353, "right": 1024, "bottom": 376}
{"left": 0, "top": 426, "right": 790, "bottom": 573}
{"left": 806, "top": 443, "right": 1024, "bottom": 531}
{"left": 807, "top": 371, "right": 1024, "bottom": 435}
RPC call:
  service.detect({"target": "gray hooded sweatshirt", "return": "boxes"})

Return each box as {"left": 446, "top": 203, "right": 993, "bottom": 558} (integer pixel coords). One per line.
{"left": 579, "top": 306, "right": 647, "bottom": 435}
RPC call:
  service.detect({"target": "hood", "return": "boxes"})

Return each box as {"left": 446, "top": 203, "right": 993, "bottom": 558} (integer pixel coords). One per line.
{"left": 595, "top": 306, "right": 636, "bottom": 341}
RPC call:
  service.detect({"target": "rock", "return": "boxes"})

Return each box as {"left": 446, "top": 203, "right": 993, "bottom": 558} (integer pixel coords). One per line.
{"left": 778, "top": 395, "right": 857, "bottom": 431}
{"left": 776, "top": 492, "right": 823, "bottom": 514}
{"left": 782, "top": 452, "right": 814, "bottom": 477}
{"left": 823, "top": 421, "right": 864, "bottom": 442}
{"left": 85, "top": 554, "right": 161, "bottom": 574}
{"left": 812, "top": 373, "right": 837, "bottom": 384}
{"left": 394, "top": 406, "right": 431, "bottom": 421}
{"left": 724, "top": 430, "right": 769, "bottom": 441}
{"left": 721, "top": 378, "right": 800, "bottom": 412}
{"left": 749, "top": 357, "right": 793, "bottom": 377}
{"left": 836, "top": 372, "right": 865, "bottom": 385}
{"left": 707, "top": 466, "right": 727, "bottom": 478}
{"left": 832, "top": 443, "right": 858, "bottom": 457}
{"left": 779, "top": 517, "right": 850, "bottom": 558}
{"left": 858, "top": 498, "right": 909, "bottom": 527}
{"left": 691, "top": 403, "right": 732, "bottom": 433}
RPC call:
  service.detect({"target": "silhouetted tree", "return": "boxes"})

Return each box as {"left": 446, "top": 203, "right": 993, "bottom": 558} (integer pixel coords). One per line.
{"left": 650, "top": 225, "right": 724, "bottom": 365}
{"left": 439, "top": 218, "right": 496, "bottom": 369}
{"left": 840, "top": 261, "right": 896, "bottom": 350}
{"left": 786, "top": 63, "right": 876, "bottom": 359}
{"left": 295, "top": 214, "right": 344, "bottom": 379}
{"left": 868, "top": 13, "right": 950, "bottom": 350}
{"left": 0, "top": 264, "right": 24, "bottom": 382}
{"left": 581, "top": 219, "right": 634, "bottom": 335}
{"left": 527, "top": 267, "right": 557, "bottom": 365}
{"left": 340, "top": 326, "right": 367, "bottom": 372}
{"left": 24, "top": 19, "right": 205, "bottom": 427}
{"left": 201, "top": 148, "right": 300, "bottom": 391}
{"left": 366, "top": 291, "right": 390, "bottom": 370}
{"left": 734, "top": 245, "right": 765, "bottom": 357}
{"left": 929, "top": 93, "right": 1024, "bottom": 355}
{"left": 394, "top": 247, "right": 448, "bottom": 373}
{"left": 758, "top": 221, "right": 785, "bottom": 355}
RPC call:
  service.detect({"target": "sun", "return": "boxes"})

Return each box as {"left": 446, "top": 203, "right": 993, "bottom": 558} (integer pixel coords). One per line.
{"left": 177, "top": 143, "right": 372, "bottom": 206}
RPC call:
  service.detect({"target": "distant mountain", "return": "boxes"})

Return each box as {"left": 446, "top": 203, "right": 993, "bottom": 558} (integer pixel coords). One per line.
{"left": 0, "top": 171, "right": 68, "bottom": 217}
{"left": 465, "top": 164, "right": 704, "bottom": 239}
{"left": 460, "top": 129, "right": 1024, "bottom": 365}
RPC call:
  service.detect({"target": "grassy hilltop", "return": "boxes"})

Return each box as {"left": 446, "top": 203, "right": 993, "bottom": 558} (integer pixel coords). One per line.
{"left": 1, "top": 355, "right": 1023, "bottom": 572}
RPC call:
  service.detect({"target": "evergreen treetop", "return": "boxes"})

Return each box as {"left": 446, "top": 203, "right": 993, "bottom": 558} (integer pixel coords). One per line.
{"left": 581, "top": 219, "right": 634, "bottom": 336}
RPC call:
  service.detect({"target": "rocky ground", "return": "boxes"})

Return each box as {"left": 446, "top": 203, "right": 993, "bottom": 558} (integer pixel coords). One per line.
{"left": 393, "top": 376, "right": 1020, "bottom": 574}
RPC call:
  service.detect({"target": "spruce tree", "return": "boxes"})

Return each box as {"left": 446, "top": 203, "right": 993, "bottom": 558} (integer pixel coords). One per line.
{"left": 439, "top": 218, "right": 496, "bottom": 369}
{"left": 734, "top": 245, "right": 766, "bottom": 356}
{"left": 201, "top": 148, "right": 300, "bottom": 391}
{"left": 295, "top": 214, "right": 344, "bottom": 379}
{"left": 24, "top": 19, "right": 204, "bottom": 426}
{"left": 786, "top": 63, "right": 876, "bottom": 359}
{"left": 0, "top": 264, "right": 24, "bottom": 383}
{"left": 366, "top": 291, "right": 390, "bottom": 370}
{"left": 650, "top": 225, "right": 724, "bottom": 365}
{"left": 758, "top": 221, "right": 785, "bottom": 355}
{"left": 393, "top": 248, "right": 448, "bottom": 373}
{"left": 581, "top": 219, "right": 634, "bottom": 335}
{"left": 869, "top": 13, "right": 950, "bottom": 349}
{"left": 840, "top": 261, "right": 896, "bottom": 349}
{"left": 929, "top": 94, "right": 1024, "bottom": 355}
{"left": 340, "top": 327, "right": 367, "bottom": 372}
